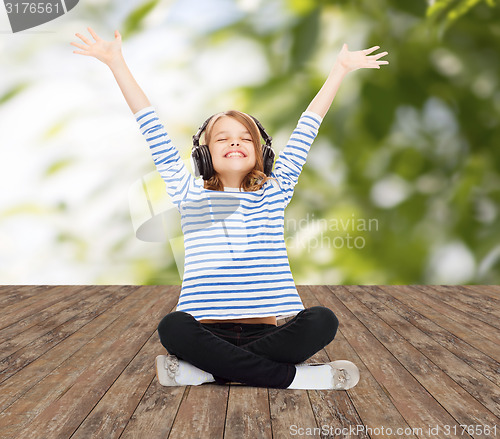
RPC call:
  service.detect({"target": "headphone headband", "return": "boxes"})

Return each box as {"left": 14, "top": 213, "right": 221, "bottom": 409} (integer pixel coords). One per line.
{"left": 192, "top": 113, "right": 272, "bottom": 148}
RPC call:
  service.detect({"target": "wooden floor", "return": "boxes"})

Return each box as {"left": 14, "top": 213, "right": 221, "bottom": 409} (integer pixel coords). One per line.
{"left": 0, "top": 285, "right": 499, "bottom": 439}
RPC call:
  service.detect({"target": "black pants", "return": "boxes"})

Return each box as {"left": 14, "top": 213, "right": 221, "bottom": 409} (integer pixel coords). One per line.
{"left": 157, "top": 306, "right": 339, "bottom": 389}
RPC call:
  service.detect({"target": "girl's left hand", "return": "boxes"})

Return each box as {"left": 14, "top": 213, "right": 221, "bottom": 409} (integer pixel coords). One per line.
{"left": 336, "top": 43, "right": 389, "bottom": 74}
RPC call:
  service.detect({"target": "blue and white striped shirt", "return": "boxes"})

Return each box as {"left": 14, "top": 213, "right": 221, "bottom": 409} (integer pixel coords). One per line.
{"left": 135, "top": 106, "right": 323, "bottom": 320}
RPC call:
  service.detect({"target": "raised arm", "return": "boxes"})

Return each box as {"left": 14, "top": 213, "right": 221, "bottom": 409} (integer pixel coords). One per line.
{"left": 306, "top": 43, "right": 389, "bottom": 119}
{"left": 272, "top": 44, "right": 388, "bottom": 207}
{"left": 71, "top": 27, "right": 194, "bottom": 210}
{"left": 70, "top": 27, "right": 150, "bottom": 114}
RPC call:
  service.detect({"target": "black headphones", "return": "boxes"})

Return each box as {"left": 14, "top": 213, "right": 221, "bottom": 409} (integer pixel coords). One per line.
{"left": 191, "top": 113, "right": 275, "bottom": 180}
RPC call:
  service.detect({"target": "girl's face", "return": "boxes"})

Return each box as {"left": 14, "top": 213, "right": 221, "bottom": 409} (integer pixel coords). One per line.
{"left": 208, "top": 116, "right": 257, "bottom": 185}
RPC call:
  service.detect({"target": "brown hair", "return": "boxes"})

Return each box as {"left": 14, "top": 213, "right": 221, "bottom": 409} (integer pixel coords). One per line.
{"left": 202, "top": 110, "right": 278, "bottom": 192}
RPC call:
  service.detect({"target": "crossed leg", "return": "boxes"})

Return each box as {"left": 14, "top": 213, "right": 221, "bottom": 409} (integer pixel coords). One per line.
{"left": 240, "top": 306, "right": 339, "bottom": 364}
{"left": 157, "top": 306, "right": 338, "bottom": 389}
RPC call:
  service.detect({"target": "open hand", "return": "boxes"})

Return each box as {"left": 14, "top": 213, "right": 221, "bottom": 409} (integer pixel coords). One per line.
{"left": 70, "top": 26, "right": 123, "bottom": 66}
{"left": 336, "top": 43, "right": 389, "bottom": 74}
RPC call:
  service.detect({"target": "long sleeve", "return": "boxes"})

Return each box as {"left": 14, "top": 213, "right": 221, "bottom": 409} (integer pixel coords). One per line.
{"left": 271, "top": 110, "right": 323, "bottom": 208}
{"left": 134, "top": 106, "right": 194, "bottom": 210}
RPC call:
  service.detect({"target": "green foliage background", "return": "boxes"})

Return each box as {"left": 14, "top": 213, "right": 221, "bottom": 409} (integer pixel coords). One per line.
{"left": 0, "top": 0, "right": 499, "bottom": 285}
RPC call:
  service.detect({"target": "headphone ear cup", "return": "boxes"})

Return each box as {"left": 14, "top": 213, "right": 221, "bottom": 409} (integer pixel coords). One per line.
{"left": 262, "top": 145, "right": 275, "bottom": 176}
{"left": 191, "top": 147, "right": 202, "bottom": 178}
{"left": 192, "top": 145, "right": 212, "bottom": 179}
{"left": 198, "top": 145, "right": 214, "bottom": 180}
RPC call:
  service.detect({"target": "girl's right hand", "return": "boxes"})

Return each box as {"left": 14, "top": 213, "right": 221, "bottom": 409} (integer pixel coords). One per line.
{"left": 71, "top": 26, "right": 123, "bottom": 66}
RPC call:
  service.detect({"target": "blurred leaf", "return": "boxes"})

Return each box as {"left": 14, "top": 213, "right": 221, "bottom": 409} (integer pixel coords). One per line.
{"left": 42, "top": 120, "right": 66, "bottom": 141}
{"left": 392, "top": 148, "right": 426, "bottom": 180}
{"left": 122, "top": 0, "right": 161, "bottom": 38}
{"left": 0, "top": 82, "right": 30, "bottom": 104}
{"left": 0, "top": 204, "right": 47, "bottom": 219}
{"left": 286, "top": 0, "right": 318, "bottom": 15}
{"left": 56, "top": 232, "right": 88, "bottom": 261}
{"left": 44, "top": 158, "right": 75, "bottom": 177}
{"left": 289, "top": 7, "right": 320, "bottom": 70}
{"left": 387, "top": 0, "right": 428, "bottom": 17}
{"left": 426, "top": 0, "right": 497, "bottom": 39}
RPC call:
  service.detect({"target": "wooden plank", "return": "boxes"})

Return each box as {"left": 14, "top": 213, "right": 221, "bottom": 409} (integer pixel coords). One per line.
{"left": 413, "top": 285, "right": 500, "bottom": 329}
{"left": 313, "top": 285, "right": 472, "bottom": 439}
{"left": 267, "top": 287, "right": 323, "bottom": 439}
{"left": 0, "top": 285, "right": 20, "bottom": 297}
{"left": 363, "top": 286, "right": 500, "bottom": 389}
{"left": 385, "top": 285, "right": 500, "bottom": 362}
{"left": 458, "top": 285, "right": 500, "bottom": 310}
{"left": 0, "top": 286, "right": 172, "bottom": 438}
{"left": 124, "top": 286, "right": 229, "bottom": 439}
{"left": 0, "top": 285, "right": 90, "bottom": 328}
{"left": 346, "top": 285, "right": 500, "bottom": 422}
{"left": 0, "top": 286, "right": 132, "bottom": 378}
{"left": 465, "top": 284, "right": 500, "bottom": 299}
{"left": 0, "top": 286, "right": 103, "bottom": 346}
{"left": 336, "top": 285, "right": 499, "bottom": 438}
{"left": 119, "top": 383, "right": 186, "bottom": 439}
{"left": 13, "top": 286, "right": 178, "bottom": 439}
{"left": 269, "top": 389, "right": 317, "bottom": 439}
{"left": 0, "top": 286, "right": 55, "bottom": 307}
{"left": 224, "top": 386, "right": 272, "bottom": 439}
{"left": 301, "top": 286, "right": 416, "bottom": 439}
{"left": 300, "top": 286, "right": 372, "bottom": 439}
{"left": 167, "top": 385, "right": 229, "bottom": 439}
{"left": 70, "top": 323, "right": 175, "bottom": 439}
{"left": 0, "top": 286, "right": 144, "bottom": 413}
{"left": 401, "top": 285, "right": 500, "bottom": 346}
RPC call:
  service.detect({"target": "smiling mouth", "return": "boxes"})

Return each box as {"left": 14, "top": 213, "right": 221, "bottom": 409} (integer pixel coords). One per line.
{"left": 224, "top": 152, "right": 246, "bottom": 158}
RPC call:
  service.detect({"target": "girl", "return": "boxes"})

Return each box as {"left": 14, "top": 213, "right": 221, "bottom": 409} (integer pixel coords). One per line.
{"left": 71, "top": 27, "right": 388, "bottom": 390}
